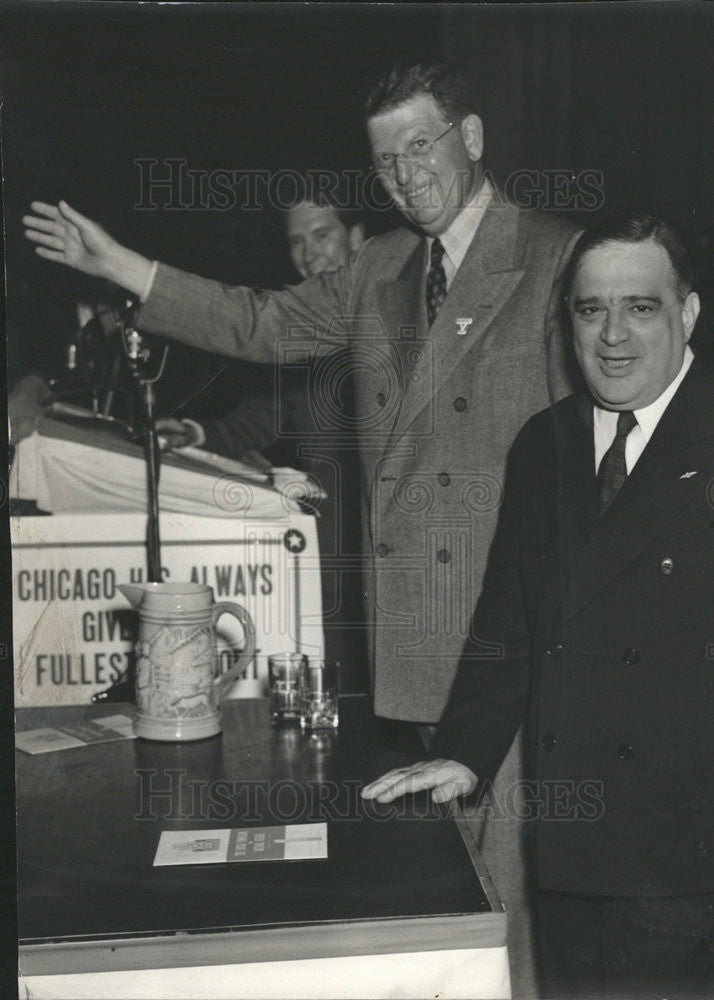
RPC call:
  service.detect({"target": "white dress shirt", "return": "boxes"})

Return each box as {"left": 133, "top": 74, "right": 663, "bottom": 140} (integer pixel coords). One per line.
{"left": 425, "top": 177, "right": 493, "bottom": 289}
{"left": 593, "top": 345, "right": 694, "bottom": 474}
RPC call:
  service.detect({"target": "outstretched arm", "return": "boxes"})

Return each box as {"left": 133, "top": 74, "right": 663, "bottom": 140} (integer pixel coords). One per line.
{"left": 25, "top": 199, "right": 355, "bottom": 366}
{"left": 23, "top": 200, "right": 152, "bottom": 297}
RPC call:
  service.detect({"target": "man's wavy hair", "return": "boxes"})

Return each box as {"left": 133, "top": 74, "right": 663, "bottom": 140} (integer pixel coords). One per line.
{"left": 363, "top": 62, "right": 474, "bottom": 125}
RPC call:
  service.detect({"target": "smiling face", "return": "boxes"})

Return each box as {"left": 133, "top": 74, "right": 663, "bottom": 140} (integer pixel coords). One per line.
{"left": 569, "top": 239, "right": 700, "bottom": 410}
{"left": 285, "top": 201, "right": 362, "bottom": 279}
{"left": 367, "top": 93, "right": 483, "bottom": 237}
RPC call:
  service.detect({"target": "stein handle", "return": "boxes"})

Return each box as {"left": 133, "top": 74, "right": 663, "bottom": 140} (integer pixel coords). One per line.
{"left": 211, "top": 602, "right": 257, "bottom": 698}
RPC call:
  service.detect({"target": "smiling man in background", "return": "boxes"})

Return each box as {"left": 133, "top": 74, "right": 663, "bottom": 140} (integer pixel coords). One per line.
{"left": 156, "top": 184, "right": 365, "bottom": 463}
{"left": 286, "top": 195, "right": 364, "bottom": 280}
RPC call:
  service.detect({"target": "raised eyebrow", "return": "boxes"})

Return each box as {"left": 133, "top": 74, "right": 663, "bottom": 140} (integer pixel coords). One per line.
{"left": 572, "top": 296, "right": 601, "bottom": 308}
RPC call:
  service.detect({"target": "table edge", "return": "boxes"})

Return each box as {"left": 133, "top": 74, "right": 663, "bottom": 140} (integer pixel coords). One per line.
{"left": 19, "top": 911, "right": 508, "bottom": 975}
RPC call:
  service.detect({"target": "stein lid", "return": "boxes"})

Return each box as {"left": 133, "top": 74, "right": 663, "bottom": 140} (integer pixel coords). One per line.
{"left": 119, "top": 581, "right": 214, "bottom": 612}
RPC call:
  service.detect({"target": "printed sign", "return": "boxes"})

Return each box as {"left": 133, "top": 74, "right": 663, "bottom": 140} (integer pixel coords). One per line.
{"left": 11, "top": 512, "right": 324, "bottom": 706}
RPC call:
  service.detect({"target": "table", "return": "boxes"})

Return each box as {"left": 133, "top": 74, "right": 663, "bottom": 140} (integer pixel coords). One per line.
{"left": 16, "top": 697, "right": 510, "bottom": 999}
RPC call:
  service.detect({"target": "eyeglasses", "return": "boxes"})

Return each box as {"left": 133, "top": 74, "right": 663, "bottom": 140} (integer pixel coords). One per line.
{"left": 371, "top": 122, "right": 457, "bottom": 176}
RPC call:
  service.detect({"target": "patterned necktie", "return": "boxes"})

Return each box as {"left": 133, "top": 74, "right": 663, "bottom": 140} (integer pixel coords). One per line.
{"left": 426, "top": 238, "right": 447, "bottom": 327}
{"left": 597, "top": 410, "right": 637, "bottom": 514}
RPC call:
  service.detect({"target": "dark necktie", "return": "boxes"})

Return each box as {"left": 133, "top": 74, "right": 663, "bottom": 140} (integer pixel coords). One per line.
{"left": 426, "top": 238, "right": 447, "bottom": 327}
{"left": 597, "top": 410, "right": 637, "bottom": 514}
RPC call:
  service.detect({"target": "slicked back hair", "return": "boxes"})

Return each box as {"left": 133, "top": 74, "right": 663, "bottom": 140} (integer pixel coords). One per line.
{"left": 563, "top": 213, "right": 694, "bottom": 305}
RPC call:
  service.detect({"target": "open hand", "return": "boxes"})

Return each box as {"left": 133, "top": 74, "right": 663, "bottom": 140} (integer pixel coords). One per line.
{"left": 23, "top": 200, "right": 120, "bottom": 278}
{"left": 361, "top": 759, "right": 477, "bottom": 804}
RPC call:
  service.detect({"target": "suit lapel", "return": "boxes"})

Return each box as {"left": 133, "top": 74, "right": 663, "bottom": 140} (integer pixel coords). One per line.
{"left": 560, "top": 359, "right": 714, "bottom": 625}
{"left": 391, "top": 201, "right": 525, "bottom": 440}
{"left": 553, "top": 397, "right": 599, "bottom": 612}
{"left": 370, "top": 240, "right": 427, "bottom": 464}
{"left": 375, "top": 238, "right": 427, "bottom": 344}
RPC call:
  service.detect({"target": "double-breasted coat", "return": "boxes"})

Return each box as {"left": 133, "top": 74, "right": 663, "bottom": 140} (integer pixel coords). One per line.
{"left": 138, "top": 199, "right": 579, "bottom": 722}
{"left": 433, "top": 357, "right": 714, "bottom": 897}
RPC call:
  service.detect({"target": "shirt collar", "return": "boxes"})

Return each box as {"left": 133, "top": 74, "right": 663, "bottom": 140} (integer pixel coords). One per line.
{"left": 593, "top": 345, "right": 694, "bottom": 444}
{"left": 426, "top": 176, "right": 493, "bottom": 273}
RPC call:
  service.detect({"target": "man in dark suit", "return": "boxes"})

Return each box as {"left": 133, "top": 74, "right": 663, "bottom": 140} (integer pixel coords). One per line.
{"left": 363, "top": 213, "right": 714, "bottom": 997}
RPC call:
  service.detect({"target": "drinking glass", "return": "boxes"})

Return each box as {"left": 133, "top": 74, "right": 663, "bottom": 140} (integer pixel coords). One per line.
{"left": 298, "top": 659, "right": 340, "bottom": 730}
{"left": 268, "top": 652, "right": 306, "bottom": 723}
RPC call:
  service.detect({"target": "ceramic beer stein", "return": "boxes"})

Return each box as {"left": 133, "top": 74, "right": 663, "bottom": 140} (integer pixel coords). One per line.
{"left": 119, "top": 582, "right": 256, "bottom": 741}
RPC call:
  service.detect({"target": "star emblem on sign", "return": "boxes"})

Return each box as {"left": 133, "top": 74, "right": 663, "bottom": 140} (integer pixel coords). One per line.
{"left": 283, "top": 529, "right": 307, "bottom": 553}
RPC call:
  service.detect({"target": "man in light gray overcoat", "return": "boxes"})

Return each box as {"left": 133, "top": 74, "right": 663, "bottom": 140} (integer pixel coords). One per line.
{"left": 25, "top": 61, "right": 581, "bottom": 994}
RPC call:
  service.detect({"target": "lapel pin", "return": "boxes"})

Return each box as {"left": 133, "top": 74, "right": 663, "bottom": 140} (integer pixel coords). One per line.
{"left": 679, "top": 471, "right": 698, "bottom": 479}
{"left": 455, "top": 318, "right": 473, "bottom": 336}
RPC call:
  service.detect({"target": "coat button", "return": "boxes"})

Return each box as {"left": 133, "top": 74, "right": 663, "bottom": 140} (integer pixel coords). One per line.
{"left": 436, "top": 548, "right": 451, "bottom": 564}
{"left": 541, "top": 735, "right": 557, "bottom": 751}
{"left": 438, "top": 472, "right": 451, "bottom": 487}
{"left": 453, "top": 397, "right": 467, "bottom": 412}
{"left": 376, "top": 543, "right": 390, "bottom": 558}
{"left": 622, "top": 648, "right": 639, "bottom": 665}
{"left": 660, "top": 557, "right": 674, "bottom": 575}
{"left": 547, "top": 643, "right": 564, "bottom": 656}
{"left": 376, "top": 392, "right": 386, "bottom": 407}
{"left": 618, "top": 744, "right": 634, "bottom": 761}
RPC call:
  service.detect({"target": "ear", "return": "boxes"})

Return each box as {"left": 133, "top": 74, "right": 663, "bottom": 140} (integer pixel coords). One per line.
{"left": 348, "top": 223, "right": 365, "bottom": 254}
{"left": 460, "top": 114, "right": 484, "bottom": 162}
{"left": 681, "top": 291, "right": 700, "bottom": 342}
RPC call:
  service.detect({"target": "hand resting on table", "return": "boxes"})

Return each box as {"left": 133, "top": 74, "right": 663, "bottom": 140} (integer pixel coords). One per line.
{"left": 361, "top": 759, "right": 477, "bottom": 804}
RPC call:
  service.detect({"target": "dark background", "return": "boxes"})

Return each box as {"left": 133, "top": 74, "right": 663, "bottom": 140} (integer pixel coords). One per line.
{"left": 3, "top": 1, "right": 714, "bottom": 409}
{"left": 2, "top": 4, "right": 713, "bottom": 993}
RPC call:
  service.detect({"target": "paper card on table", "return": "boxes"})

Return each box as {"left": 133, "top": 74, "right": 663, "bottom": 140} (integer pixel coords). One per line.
{"left": 15, "top": 713, "right": 136, "bottom": 754}
{"left": 153, "top": 823, "right": 328, "bottom": 867}
{"left": 93, "top": 713, "right": 136, "bottom": 737}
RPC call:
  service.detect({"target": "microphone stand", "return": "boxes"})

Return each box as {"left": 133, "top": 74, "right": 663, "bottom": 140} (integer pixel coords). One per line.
{"left": 92, "top": 302, "right": 168, "bottom": 704}
{"left": 121, "top": 308, "right": 169, "bottom": 583}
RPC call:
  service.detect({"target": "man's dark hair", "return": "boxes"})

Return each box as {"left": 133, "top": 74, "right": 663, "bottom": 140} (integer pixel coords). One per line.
{"left": 280, "top": 171, "right": 362, "bottom": 231}
{"left": 563, "top": 212, "right": 694, "bottom": 304}
{"left": 363, "top": 62, "right": 474, "bottom": 125}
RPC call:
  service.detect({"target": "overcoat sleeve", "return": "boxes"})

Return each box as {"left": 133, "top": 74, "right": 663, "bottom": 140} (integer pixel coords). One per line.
{"left": 430, "top": 416, "right": 542, "bottom": 783}
{"left": 136, "top": 253, "right": 359, "bottom": 363}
